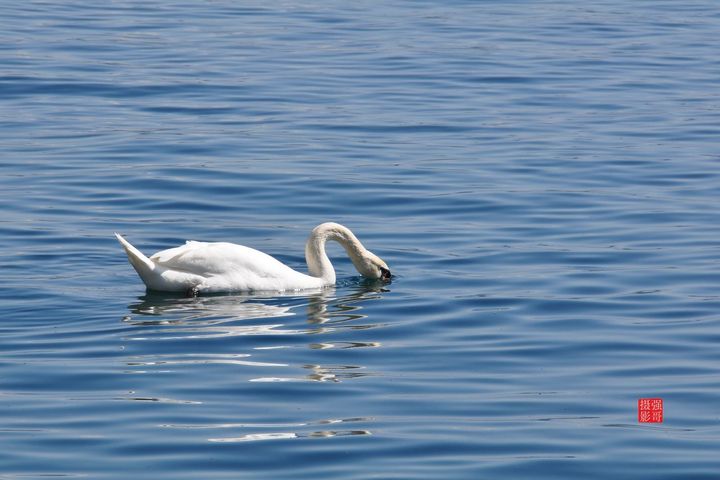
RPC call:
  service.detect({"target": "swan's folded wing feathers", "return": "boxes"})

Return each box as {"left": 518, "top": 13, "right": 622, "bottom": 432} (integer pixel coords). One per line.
{"left": 150, "top": 241, "right": 296, "bottom": 279}
{"left": 150, "top": 242, "right": 196, "bottom": 264}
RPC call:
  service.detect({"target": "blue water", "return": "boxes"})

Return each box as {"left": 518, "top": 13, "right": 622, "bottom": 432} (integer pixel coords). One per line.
{"left": 2, "top": 1, "right": 720, "bottom": 478}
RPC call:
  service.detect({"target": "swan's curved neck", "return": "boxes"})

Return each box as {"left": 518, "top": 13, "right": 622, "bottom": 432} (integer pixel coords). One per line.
{"left": 305, "top": 223, "right": 367, "bottom": 284}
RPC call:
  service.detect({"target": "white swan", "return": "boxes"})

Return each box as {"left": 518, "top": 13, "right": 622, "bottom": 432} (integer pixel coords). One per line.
{"left": 115, "top": 222, "right": 391, "bottom": 294}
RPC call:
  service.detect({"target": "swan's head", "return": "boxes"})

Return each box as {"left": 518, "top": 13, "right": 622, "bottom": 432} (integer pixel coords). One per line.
{"left": 357, "top": 250, "right": 392, "bottom": 281}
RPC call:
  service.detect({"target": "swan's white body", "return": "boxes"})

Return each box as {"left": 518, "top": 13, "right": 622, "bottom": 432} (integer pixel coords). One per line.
{"left": 115, "top": 222, "right": 390, "bottom": 293}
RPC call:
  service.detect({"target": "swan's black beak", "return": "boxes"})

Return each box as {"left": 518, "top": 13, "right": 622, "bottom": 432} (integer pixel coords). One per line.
{"left": 380, "top": 267, "right": 392, "bottom": 281}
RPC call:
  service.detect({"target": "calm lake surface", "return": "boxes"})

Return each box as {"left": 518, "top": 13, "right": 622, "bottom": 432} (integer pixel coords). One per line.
{"left": 2, "top": 1, "right": 720, "bottom": 478}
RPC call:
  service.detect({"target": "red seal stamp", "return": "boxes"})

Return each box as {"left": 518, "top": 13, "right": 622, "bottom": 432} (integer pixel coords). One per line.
{"left": 638, "top": 398, "right": 663, "bottom": 423}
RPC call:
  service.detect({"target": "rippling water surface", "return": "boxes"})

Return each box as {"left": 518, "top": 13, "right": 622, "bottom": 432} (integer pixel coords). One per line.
{"left": 2, "top": 1, "right": 720, "bottom": 478}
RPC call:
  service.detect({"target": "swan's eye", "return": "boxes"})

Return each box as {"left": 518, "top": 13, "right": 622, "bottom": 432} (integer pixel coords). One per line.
{"left": 379, "top": 267, "right": 392, "bottom": 280}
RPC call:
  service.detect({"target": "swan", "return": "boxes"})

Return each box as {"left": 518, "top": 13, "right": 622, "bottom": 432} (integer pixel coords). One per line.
{"left": 115, "top": 222, "right": 391, "bottom": 294}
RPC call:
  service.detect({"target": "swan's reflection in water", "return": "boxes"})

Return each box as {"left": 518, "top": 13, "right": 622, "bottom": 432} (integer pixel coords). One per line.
{"left": 122, "top": 282, "right": 387, "bottom": 441}
{"left": 126, "top": 291, "right": 296, "bottom": 323}
{"left": 122, "top": 281, "right": 389, "bottom": 381}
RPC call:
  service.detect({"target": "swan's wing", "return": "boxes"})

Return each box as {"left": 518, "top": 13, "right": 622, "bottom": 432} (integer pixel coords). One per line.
{"left": 150, "top": 241, "right": 298, "bottom": 278}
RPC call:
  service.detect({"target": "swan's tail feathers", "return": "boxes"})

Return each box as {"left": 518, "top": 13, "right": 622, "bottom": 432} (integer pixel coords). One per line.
{"left": 114, "top": 233, "right": 157, "bottom": 282}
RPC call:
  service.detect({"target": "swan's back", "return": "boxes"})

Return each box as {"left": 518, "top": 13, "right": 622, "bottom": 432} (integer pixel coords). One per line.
{"left": 151, "top": 241, "right": 277, "bottom": 274}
